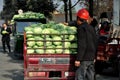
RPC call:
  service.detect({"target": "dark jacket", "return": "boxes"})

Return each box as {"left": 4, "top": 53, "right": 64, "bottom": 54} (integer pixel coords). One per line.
{"left": 76, "top": 22, "right": 97, "bottom": 61}
{"left": 1, "top": 27, "right": 12, "bottom": 41}
{"left": 68, "top": 20, "right": 77, "bottom": 27}
{"left": 68, "top": 21, "right": 97, "bottom": 61}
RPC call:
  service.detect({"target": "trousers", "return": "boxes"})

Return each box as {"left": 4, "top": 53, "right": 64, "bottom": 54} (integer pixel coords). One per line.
{"left": 2, "top": 39, "right": 11, "bottom": 52}
{"left": 75, "top": 61, "right": 95, "bottom": 80}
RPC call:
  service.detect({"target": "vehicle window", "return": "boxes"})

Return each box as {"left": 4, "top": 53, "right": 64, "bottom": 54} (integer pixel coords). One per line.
{"left": 16, "top": 22, "right": 38, "bottom": 33}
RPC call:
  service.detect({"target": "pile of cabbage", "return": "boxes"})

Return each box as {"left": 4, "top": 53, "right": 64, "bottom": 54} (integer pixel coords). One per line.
{"left": 25, "top": 21, "right": 77, "bottom": 54}
{"left": 12, "top": 11, "right": 45, "bottom": 20}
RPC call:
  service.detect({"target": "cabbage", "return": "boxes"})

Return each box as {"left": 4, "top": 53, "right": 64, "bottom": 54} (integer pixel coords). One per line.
{"left": 56, "top": 45, "right": 63, "bottom": 49}
{"left": 27, "top": 46, "right": 31, "bottom": 48}
{"left": 46, "top": 49, "right": 55, "bottom": 54}
{"left": 61, "top": 35, "right": 69, "bottom": 39}
{"left": 50, "top": 29, "right": 60, "bottom": 34}
{"left": 47, "top": 46, "right": 56, "bottom": 53}
{"left": 55, "top": 49, "right": 63, "bottom": 54}
{"left": 71, "top": 49, "right": 77, "bottom": 54}
{"left": 38, "top": 24, "right": 45, "bottom": 29}
{"left": 67, "top": 27, "right": 77, "bottom": 34}
{"left": 58, "top": 23, "right": 67, "bottom": 28}
{"left": 69, "top": 35, "right": 75, "bottom": 41}
{"left": 25, "top": 22, "right": 78, "bottom": 54}
{"left": 33, "top": 27, "right": 42, "bottom": 34}
{"left": 47, "top": 46, "right": 55, "bottom": 49}
{"left": 27, "top": 38, "right": 35, "bottom": 40}
{"left": 12, "top": 15, "right": 20, "bottom": 19}
{"left": 64, "top": 49, "right": 71, "bottom": 54}
{"left": 38, "top": 46, "right": 44, "bottom": 49}
{"left": 25, "top": 27, "right": 33, "bottom": 32}
{"left": 53, "top": 36, "right": 62, "bottom": 45}
{"left": 41, "top": 29, "right": 51, "bottom": 38}
{"left": 36, "top": 41, "right": 44, "bottom": 46}
{"left": 64, "top": 42, "right": 71, "bottom": 48}
{"left": 12, "top": 11, "right": 45, "bottom": 20}
{"left": 26, "top": 31, "right": 33, "bottom": 34}
{"left": 27, "top": 41, "right": 35, "bottom": 47}
{"left": 34, "top": 36, "right": 43, "bottom": 40}
{"left": 55, "top": 46, "right": 63, "bottom": 53}
{"left": 33, "top": 45, "right": 39, "bottom": 48}
{"left": 26, "top": 34, "right": 33, "bottom": 38}
{"left": 34, "top": 37, "right": 44, "bottom": 46}
{"left": 27, "top": 49, "right": 35, "bottom": 54}
{"left": 55, "top": 23, "right": 66, "bottom": 31}
{"left": 2, "top": 31, "right": 8, "bottom": 34}
{"left": 46, "top": 38, "right": 52, "bottom": 40}
{"left": 42, "top": 28, "right": 51, "bottom": 34}
{"left": 35, "top": 49, "right": 44, "bottom": 54}
{"left": 26, "top": 31, "right": 33, "bottom": 38}
{"left": 27, "top": 38, "right": 35, "bottom": 47}
{"left": 46, "top": 41, "right": 52, "bottom": 46}
{"left": 61, "top": 30, "right": 68, "bottom": 34}
{"left": 45, "top": 38, "right": 52, "bottom": 46}
{"left": 70, "top": 43, "right": 77, "bottom": 48}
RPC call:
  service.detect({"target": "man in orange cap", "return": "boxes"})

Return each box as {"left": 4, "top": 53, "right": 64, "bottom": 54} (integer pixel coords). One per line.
{"left": 74, "top": 8, "right": 97, "bottom": 80}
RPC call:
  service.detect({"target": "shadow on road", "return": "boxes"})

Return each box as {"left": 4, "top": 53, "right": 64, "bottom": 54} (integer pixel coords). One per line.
{"left": 0, "top": 43, "right": 24, "bottom": 80}
{"left": 2, "top": 69, "right": 24, "bottom": 80}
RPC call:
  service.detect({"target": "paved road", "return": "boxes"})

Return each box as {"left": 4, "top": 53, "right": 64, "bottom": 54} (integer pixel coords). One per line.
{"left": 0, "top": 35, "right": 23, "bottom": 80}
{"left": 0, "top": 52, "right": 23, "bottom": 80}
{"left": 96, "top": 74, "right": 118, "bottom": 80}
{"left": 0, "top": 35, "right": 119, "bottom": 80}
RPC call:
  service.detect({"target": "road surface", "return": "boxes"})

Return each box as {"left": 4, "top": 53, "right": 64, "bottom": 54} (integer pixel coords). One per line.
{"left": 0, "top": 34, "right": 119, "bottom": 80}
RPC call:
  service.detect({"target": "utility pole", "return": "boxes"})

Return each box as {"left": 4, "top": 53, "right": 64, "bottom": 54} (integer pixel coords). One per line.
{"left": 89, "top": 0, "right": 93, "bottom": 17}
{"left": 69, "top": 0, "right": 72, "bottom": 21}
{"left": 63, "top": 0, "right": 68, "bottom": 22}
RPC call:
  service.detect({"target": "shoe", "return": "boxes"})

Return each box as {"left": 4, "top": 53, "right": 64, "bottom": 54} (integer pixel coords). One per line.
{"left": 8, "top": 48, "right": 11, "bottom": 52}
{"left": 9, "top": 50, "right": 11, "bottom": 53}
{"left": 3, "top": 50, "right": 7, "bottom": 53}
{"left": 9, "top": 51, "right": 11, "bottom": 53}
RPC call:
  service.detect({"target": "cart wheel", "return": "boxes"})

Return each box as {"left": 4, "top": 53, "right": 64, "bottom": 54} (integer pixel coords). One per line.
{"left": 95, "top": 60, "right": 105, "bottom": 74}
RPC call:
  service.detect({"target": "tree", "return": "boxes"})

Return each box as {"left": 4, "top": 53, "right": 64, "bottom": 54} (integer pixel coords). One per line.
{"left": 16, "top": 0, "right": 27, "bottom": 12}
{"left": 1, "top": 0, "right": 113, "bottom": 21}
{"left": 1, "top": 0, "right": 16, "bottom": 21}
{"left": 93, "top": 0, "right": 113, "bottom": 19}
{"left": 26, "top": 0, "right": 56, "bottom": 19}
{"left": 1, "top": 0, "right": 56, "bottom": 20}
{"left": 62, "top": 0, "right": 68, "bottom": 22}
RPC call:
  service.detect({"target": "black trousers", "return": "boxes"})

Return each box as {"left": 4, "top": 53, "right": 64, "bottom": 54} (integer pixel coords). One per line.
{"left": 2, "top": 39, "right": 11, "bottom": 52}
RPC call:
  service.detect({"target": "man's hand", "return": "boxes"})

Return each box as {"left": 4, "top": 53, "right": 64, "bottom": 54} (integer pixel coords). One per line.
{"left": 75, "top": 61, "right": 80, "bottom": 67}
{"left": 63, "top": 22, "right": 68, "bottom": 26}
{"left": 94, "top": 59, "right": 96, "bottom": 63}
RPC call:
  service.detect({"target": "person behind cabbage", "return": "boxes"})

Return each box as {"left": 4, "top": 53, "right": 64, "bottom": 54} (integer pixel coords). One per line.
{"left": 1, "top": 23, "right": 12, "bottom": 53}
{"left": 98, "top": 21, "right": 113, "bottom": 43}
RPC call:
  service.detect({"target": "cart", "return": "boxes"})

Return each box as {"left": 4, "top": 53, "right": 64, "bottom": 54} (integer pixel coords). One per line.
{"left": 95, "top": 38, "right": 120, "bottom": 75}
{"left": 23, "top": 32, "right": 77, "bottom": 80}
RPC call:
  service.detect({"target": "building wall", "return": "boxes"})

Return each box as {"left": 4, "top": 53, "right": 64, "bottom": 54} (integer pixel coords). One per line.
{"left": 52, "top": 13, "right": 76, "bottom": 23}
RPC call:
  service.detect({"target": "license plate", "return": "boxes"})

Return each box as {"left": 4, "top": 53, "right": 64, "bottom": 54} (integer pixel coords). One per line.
{"left": 39, "top": 58, "right": 70, "bottom": 64}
